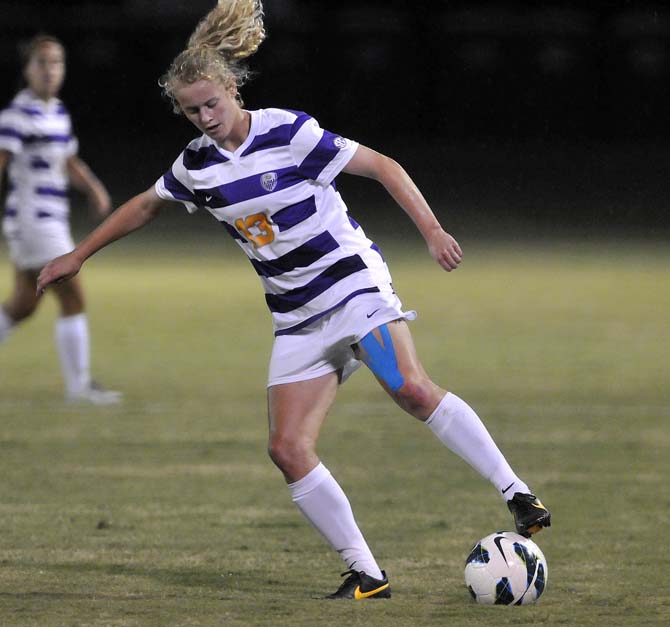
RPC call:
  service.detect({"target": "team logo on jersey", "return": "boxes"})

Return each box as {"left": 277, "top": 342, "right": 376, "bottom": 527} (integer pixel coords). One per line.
{"left": 333, "top": 136, "right": 347, "bottom": 149}
{"left": 261, "top": 172, "right": 278, "bottom": 192}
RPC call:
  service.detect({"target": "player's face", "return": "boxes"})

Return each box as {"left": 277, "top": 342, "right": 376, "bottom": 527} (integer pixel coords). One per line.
{"left": 25, "top": 42, "right": 65, "bottom": 100}
{"left": 175, "top": 79, "right": 247, "bottom": 150}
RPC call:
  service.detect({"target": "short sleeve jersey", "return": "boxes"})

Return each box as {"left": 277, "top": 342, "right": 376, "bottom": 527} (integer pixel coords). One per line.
{"left": 155, "top": 108, "right": 393, "bottom": 336}
{"left": 0, "top": 89, "right": 78, "bottom": 228}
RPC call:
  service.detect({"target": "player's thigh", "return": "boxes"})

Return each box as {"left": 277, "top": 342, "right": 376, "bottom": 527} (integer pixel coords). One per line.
{"left": 267, "top": 371, "right": 339, "bottom": 446}
{"left": 354, "top": 319, "right": 430, "bottom": 386}
{"left": 354, "top": 320, "right": 445, "bottom": 416}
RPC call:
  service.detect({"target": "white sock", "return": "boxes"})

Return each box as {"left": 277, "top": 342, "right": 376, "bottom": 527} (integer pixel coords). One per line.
{"left": 426, "top": 392, "right": 530, "bottom": 501}
{"left": 0, "top": 307, "right": 14, "bottom": 343}
{"left": 54, "top": 313, "right": 91, "bottom": 397}
{"left": 289, "top": 462, "right": 384, "bottom": 580}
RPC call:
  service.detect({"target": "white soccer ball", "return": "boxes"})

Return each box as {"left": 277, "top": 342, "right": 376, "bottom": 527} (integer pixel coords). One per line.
{"left": 464, "top": 531, "right": 548, "bottom": 605}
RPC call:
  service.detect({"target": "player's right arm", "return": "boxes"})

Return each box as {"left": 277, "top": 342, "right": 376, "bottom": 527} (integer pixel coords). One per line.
{"left": 37, "top": 186, "right": 169, "bottom": 293}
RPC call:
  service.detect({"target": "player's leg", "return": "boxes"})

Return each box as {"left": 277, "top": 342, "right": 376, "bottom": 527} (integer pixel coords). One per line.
{"left": 52, "top": 275, "right": 89, "bottom": 397}
{"left": 354, "top": 319, "right": 550, "bottom": 535}
{"left": 52, "top": 276, "right": 121, "bottom": 404}
{"left": 268, "top": 374, "right": 390, "bottom": 596}
{"left": 0, "top": 266, "right": 41, "bottom": 342}
{"left": 267, "top": 373, "right": 338, "bottom": 482}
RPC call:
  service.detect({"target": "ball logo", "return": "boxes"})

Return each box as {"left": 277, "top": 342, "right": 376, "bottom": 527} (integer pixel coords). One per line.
{"left": 333, "top": 136, "right": 347, "bottom": 149}
{"left": 261, "top": 172, "right": 278, "bottom": 192}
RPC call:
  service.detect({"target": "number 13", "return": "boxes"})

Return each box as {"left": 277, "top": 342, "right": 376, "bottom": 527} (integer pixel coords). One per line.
{"left": 234, "top": 212, "right": 275, "bottom": 248}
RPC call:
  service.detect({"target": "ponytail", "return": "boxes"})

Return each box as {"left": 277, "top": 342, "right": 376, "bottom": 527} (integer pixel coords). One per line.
{"left": 159, "top": 0, "right": 265, "bottom": 112}
{"left": 187, "top": 0, "right": 265, "bottom": 61}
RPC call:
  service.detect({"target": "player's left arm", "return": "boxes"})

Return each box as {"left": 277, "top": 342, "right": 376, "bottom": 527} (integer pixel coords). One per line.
{"left": 66, "top": 155, "right": 112, "bottom": 219}
{"left": 342, "top": 144, "right": 462, "bottom": 272}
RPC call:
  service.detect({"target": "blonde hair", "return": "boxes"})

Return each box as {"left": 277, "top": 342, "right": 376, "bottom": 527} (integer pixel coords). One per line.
{"left": 159, "top": 0, "right": 265, "bottom": 112}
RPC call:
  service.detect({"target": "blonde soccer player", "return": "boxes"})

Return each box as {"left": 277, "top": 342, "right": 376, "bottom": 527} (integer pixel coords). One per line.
{"left": 0, "top": 34, "right": 121, "bottom": 404}
{"left": 37, "top": 1, "right": 550, "bottom": 597}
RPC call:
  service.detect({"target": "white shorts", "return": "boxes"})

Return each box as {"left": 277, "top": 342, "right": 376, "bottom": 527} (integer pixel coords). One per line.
{"left": 267, "top": 291, "right": 416, "bottom": 387}
{"left": 2, "top": 220, "right": 74, "bottom": 271}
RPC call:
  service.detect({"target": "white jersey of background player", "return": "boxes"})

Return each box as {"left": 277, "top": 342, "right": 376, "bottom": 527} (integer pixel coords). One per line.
{"left": 37, "top": 0, "right": 550, "bottom": 599}
{"left": 0, "top": 34, "right": 121, "bottom": 404}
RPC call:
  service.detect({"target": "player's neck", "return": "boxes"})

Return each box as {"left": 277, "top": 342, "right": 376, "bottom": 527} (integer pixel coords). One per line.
{"left": 220, "top": 109, "right": 251, "bottom": 153}
{"left": 28, "top": 87, "right": 57, "bottom": 103}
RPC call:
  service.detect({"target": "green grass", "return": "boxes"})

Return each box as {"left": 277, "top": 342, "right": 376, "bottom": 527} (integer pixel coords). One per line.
{"left": 1, "top": 237, "right": 669, "bottom": 626}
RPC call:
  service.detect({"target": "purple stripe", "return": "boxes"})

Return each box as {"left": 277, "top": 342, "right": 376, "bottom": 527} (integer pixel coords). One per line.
{"left": 205, "top": 166, "right": 302, "bottom": 208}
{"left": 251, "top": 231, "right": 339, "bottom": 278}
{"left": 36, "top": 186, "right": 67, "bottom": 197}
{"left": 23, "top": 134, "right": 71, "bottom": 144}
{"left": 162, "top": 169, "right": 197, "bottom": 204}
{"left": 221, "top": 220, "right": 247, "bottom": 242}
{"left": 240, "top": 123, "right": 293, "bottom": 158}
{"left": 36, "top": 210, "right": 67, "bottom": 221}
{"left": 370, "top": 242, "right": 385, "bottom": 261}
{"left": 297, "top": 129, "right": 343, "bottom": 180}
{"left": 183, "top": 145, "right": 229, "bottom": 170}
{"left": 4, "top": 208, "right": 17, "bottom": 217}
{"left": 286, "top": 111, "right": 312, "bottom": 139}
{"left": 0, "top": 127, "right": 23, "bottom": 140}
{"left": 272, "top": 196, "right": 317, "bottom": 232}
{"left": 30, "top": 156, "right": 51, "bottom": 170}
{"left": 18, "top": 106, "right": 42, "bottom": 117}
{"left": 265, "top": 254, "right": 368, "bottom": 314}
{"left": 348, "top": 215, "right": 360, "bottom": 229}
{"left": 274, "top": 287, "right": 380, "bottom": 336}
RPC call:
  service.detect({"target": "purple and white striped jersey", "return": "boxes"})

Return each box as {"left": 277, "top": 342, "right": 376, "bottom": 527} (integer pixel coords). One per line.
{"left": 0, "top": 89, "right": 78, "bottom": 230}
{"left": 155, "top": 108, "right": 395, "bottom": 336}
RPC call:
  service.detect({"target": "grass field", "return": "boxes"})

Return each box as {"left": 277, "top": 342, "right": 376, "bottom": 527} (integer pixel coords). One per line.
{"left": 1, "top": 236, "right": 669, "bottom": 626}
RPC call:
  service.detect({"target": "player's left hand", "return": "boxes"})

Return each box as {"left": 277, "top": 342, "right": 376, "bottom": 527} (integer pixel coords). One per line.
{"left": 427, "top": 228, "right": 462, "bottom": 271}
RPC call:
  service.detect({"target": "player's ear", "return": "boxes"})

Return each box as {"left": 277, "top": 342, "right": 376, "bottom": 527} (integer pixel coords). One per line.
{"left": 224, "top": 77, "right": 238, "bottom": 98}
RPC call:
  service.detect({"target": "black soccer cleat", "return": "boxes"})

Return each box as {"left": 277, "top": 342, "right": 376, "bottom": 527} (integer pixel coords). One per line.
{"left": 507, "top": 492, "right": 551, "bottom": 537}
{"left": 326, "top": 569, "right": 391, "bottom": 600}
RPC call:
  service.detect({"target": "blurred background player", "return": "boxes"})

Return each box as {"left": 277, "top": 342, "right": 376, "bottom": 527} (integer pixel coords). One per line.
{"left": 0, "top": 34, "right": 121, "bottom": 405}
{"left": 37, "top": 0, "right": 550, "bottom": 597}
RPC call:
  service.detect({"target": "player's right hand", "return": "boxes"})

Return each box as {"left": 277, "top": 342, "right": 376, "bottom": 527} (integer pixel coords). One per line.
{"left": 36, "top": 252, "right": 82, "bottom": 295}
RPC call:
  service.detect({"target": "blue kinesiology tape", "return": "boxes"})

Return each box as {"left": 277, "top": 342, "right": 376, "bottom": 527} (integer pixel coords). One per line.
{"left": 359, "top": 323, "right": 405, "bottom": 392}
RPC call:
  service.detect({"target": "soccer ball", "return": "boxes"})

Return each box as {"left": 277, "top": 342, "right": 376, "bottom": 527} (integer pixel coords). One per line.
{"left": 464, "top": 531, "right": 548, "bottom": 605}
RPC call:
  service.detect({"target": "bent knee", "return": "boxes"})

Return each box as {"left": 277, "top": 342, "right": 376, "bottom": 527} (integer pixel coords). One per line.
{"left": 267, "top": 434, "right": 313, "bottom": 475}
{"left": 5, "top": 301, "right": 38, "bottom": 322}
{"left": 394, "top": 376, "right": 442, "bottom": 418}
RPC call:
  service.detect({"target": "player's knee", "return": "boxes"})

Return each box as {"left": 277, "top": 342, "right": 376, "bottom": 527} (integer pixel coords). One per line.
{"left": 6, "top": 301, "right": 37, "bottom": 322}
{"left": 395, "top": 376, "right": 437, "bottom": 417}
{"left": 267, "top": 433, "right": 310, "bottom": 475}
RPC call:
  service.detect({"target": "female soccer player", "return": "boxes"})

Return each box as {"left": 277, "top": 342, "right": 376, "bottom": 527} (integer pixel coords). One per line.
{"left": 37, "top": 1, "right": 550, "bottom": 597}
{"left": 0, "top": 34, "right": 121, "bottom": 404}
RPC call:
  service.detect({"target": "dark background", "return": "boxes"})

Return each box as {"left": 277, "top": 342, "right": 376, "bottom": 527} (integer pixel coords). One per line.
{"left": 1, "top": 0, "right": 669, "bottom": 239}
